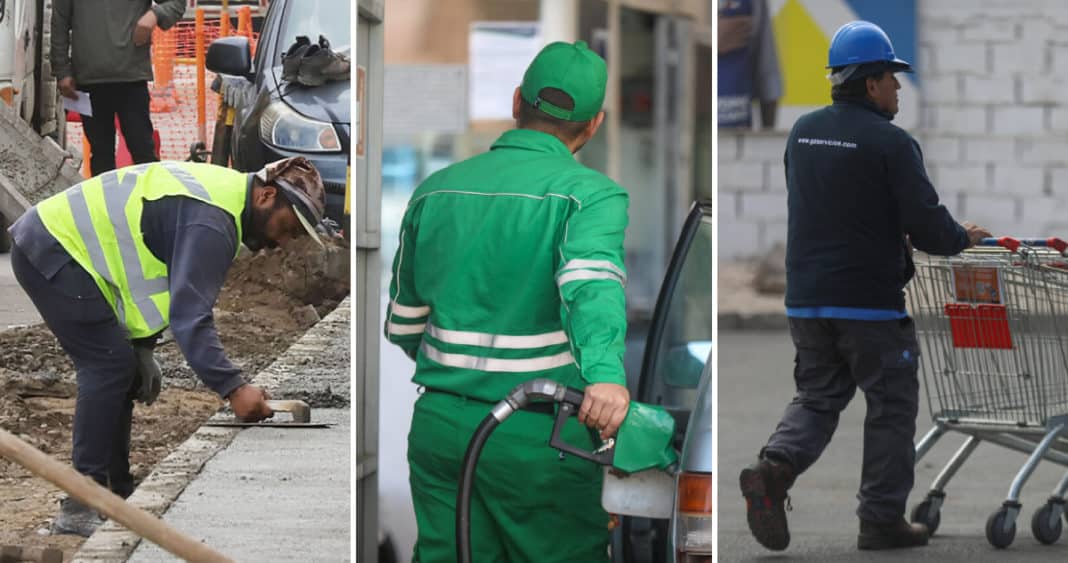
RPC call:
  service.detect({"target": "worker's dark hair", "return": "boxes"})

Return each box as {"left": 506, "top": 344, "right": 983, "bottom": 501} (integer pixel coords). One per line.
{"left": 830, "top": 68, "right": 887, "bottom": 100}
{"left": 517, "top": 87, "right": 594, "bottom": 142}
{"left": 253, "top": 176, "right": 295, "bottom": 211}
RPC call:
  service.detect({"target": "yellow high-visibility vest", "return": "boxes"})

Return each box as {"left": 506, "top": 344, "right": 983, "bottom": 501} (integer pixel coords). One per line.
{"left": 36, "top": 162, "right": 248, "bottom": 338}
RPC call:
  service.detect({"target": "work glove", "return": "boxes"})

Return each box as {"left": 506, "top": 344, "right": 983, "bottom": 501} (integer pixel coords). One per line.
{"left": 133, "top": 345, "right": 163, "bottom": 405}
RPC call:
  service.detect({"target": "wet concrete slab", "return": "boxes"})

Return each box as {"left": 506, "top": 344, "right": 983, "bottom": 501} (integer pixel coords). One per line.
{"left": 73, "top": 296, "right": 351, "bottom": 562}
{"left": 127, "top": 408, "right": 350, "bottom": 562}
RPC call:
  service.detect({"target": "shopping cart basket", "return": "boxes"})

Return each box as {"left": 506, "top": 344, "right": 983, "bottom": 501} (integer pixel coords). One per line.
{"left": 909, "top": 236, "right": 1068, "bottom": 548}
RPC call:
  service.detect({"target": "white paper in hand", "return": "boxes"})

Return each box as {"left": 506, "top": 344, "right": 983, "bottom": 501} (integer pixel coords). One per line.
{"left": 62, "top": 91, "right": 92, "bottom": 117}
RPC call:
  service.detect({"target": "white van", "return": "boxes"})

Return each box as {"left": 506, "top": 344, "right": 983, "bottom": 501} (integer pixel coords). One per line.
{"left": 0, "top": 0, "right": 64, "bottom": 251}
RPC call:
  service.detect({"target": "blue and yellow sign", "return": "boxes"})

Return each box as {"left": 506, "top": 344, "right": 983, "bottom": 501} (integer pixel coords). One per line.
{"left": 719, "top": 0, "right": 919, "bottom": 130}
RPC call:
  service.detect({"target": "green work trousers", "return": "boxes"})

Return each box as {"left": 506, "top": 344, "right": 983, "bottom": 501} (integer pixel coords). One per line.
{"left": 408, "top": 390, "right": 611, "bottom": 563}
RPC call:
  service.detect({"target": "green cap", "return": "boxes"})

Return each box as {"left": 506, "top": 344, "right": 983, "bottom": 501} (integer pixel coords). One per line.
{"left": 520, "top": 40, "right": 607, "bottom": 122}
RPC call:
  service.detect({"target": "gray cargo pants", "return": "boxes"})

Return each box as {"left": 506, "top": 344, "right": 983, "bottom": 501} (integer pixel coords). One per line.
{"left": 762, "top": 316, "right": 921, "bottom": 523}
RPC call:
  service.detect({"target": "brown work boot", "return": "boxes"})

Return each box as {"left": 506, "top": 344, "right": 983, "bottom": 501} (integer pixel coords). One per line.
{"left": 739, "top": 456, "right": 796, "bottom": 551}
{"left": 281, "top": 36, "right": 312, "bottom": 83}
{"left": 857, "top": 518, "right": 930, "bottom": 550}
{"left": 297, "top": 35, "right": 351, "bottom": 86}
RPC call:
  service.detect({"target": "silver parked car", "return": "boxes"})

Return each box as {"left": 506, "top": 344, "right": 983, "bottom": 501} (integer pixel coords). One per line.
{"left": 613, "top": 201, "right": 713, "bottom": 563}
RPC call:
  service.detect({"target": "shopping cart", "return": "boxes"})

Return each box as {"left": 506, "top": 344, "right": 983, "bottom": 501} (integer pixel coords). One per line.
{"left": 908, "top": 236, "right": 1068, "bottom": 548}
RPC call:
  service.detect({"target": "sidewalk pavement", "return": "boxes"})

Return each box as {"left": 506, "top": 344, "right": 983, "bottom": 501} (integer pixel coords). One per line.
{"left": 0, "top": 253, "right": 42, "bottom": 328}
{"left": 73, "top": 297, "right": 351, "bottom": 562}
{"left": 128, "top": 408, "right": 350, "bottom": 562}
{"left": 719, "top": 260, "right": 786, "bottom": 330}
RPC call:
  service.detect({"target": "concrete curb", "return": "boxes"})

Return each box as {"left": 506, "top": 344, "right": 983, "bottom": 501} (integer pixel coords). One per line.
{"left": 72, "top": 295, "right": 351, "bottom": 562}
{"left": 718, "top": 311, "right": 788, "bottom": 331}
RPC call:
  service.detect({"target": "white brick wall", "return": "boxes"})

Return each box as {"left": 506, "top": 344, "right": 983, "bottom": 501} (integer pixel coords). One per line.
{"left": 992, "top": 107, "right": 1044, "bottom": 136}
{"left": 718, "top": 161, "right": 764, "bottom": 192}
{"left": 719, "top": 1, "right": 1068, "bottom": 259}
{"left": 740, "top": 193, "right": 788, "bottom": 221}
{"left": 992, "top": 165, "right": 1044, "bottom": 195}
{"left": 940, "top": 43, "right": 988, "bottom": 73}
{"left": 963, "top": 138, "right": 1014, "bottom": 163}
{"left": 962, "top": 76, "right": 1014, "bottom": 104}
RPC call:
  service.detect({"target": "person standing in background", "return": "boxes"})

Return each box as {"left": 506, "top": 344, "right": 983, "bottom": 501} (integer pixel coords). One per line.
{"left": 51, "top": 0, "right": 185, "bottom": 176}
{"left": 718, "top": 0, "right": 782, "bottom": 129}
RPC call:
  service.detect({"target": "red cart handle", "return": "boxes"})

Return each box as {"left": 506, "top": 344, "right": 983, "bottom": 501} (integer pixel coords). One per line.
{"left": 978, "top": 237, "right": 1068, "bottom": 254}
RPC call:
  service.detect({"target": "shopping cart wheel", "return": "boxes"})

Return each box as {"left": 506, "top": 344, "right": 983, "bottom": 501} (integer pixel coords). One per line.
{"left": 986, "top": 505, "right": 1018, "bottom": 549}
{"left": 910, "top": 498, "right": 942, "bottom": 536}
{"left": 1031, "top": 499, "right": 1064, "bottom": 545}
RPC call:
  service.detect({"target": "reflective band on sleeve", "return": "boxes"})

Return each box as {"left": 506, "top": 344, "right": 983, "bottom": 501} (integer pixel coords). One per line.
{"left": 100, "top": 171, "right": 168, "bottom": 328}
{"left": 559, "top": 258, "right": 626, "bottom": 282}
{"left": 426, "top": 323, "right": 568, "bottom": 349}
{"left": 163, "top": 163, "right": 213, "bottom": 201}
{"left": 556, "top": 269, "right": 625, "bottom": 287}
{"left": 421, "top": 342, "right": 575, "bottom": 373}
{"left": 388, "top": 322, "right": 427, "bottom": 336}
{"left": 389, "top": 299, "right": 430, "bottom": 319}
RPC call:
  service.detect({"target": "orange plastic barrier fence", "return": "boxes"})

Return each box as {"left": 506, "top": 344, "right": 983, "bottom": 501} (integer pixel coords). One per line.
{"left": 67, "top": 8, "right": 259, "bottom": 165}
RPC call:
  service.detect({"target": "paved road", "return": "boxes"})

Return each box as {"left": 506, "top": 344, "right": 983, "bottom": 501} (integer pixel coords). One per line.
{"left": 128, "top": 408, "right": 351, "bottom": 562}
{"left": 720, "top": 330, "right": 1068, "bottom": 562}
{"left": 0, "top": 253, "right": 41, "bottom": 327}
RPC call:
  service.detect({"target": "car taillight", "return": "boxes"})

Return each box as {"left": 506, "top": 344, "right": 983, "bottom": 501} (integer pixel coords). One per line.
{"left": 675, "top": 471, "right": 712, "bottom": 562}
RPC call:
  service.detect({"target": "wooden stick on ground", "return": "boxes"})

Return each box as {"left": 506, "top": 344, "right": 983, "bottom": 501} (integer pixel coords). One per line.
{"left": 0, "top": 428, "right": 233, "bottom": 563}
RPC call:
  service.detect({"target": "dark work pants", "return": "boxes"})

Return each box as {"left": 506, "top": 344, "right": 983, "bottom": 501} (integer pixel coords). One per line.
{"left": 762, "top": 317, "right": 921, "bottom": 523}
{"left": 10, "top": 243, "right": 138, "bottom": 498}
{"left": 81, "top": 81, "right": 158, "bottom": 176}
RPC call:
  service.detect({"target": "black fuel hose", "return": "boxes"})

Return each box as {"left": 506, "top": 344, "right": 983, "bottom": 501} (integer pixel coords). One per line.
{"left": 456, "top": 412, "right": 501, "bottom": 563}
{"left": 456, "top": 379, "right": 580, "bottom": 563}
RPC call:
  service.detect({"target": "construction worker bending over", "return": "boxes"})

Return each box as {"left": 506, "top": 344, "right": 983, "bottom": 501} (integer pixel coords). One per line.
{"left": 7, "top": 157, "right": 335, "bottom": 536}
{"left": 739, "top": 21, "right": 991, "bottom": 552}
{"left": 386, "top": 40, "right": 629, "bottom": 562}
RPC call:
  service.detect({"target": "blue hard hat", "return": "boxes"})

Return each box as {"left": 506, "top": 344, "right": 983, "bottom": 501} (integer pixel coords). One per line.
{"left": 826, "top": 20, "right": 912, "bottom": 71}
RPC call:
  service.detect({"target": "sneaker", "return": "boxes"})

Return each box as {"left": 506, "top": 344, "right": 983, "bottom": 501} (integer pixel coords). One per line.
{"left": 51, "top": 497, "right": 104, "bottom": 537}
{"left": 297, "top": 35, "right": 351, "bottom": 87}
{"left": 739, "top": 456, "right": 796, "bottom": 551}
{"left": 281, "top": 36, "right": 312, "bottom": 83}
{"left": 858, "top": 518, "right": 930, "bottom": 550}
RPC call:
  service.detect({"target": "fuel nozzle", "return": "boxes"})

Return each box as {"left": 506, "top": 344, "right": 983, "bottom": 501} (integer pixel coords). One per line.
{"left": 501, "top": 379, "right": 678, "bottom": 472}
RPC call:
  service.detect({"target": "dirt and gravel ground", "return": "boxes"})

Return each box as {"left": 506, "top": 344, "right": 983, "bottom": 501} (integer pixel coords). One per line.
{"left": 0, "top": 236, "right": 348, "bottom": 559}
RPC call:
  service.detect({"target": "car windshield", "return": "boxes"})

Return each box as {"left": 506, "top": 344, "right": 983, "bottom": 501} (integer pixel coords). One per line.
{"left": 275, "top": 0, "right": 352, "bottom": 59}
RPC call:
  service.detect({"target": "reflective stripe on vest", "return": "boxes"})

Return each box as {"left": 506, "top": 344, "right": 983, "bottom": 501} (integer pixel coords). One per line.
{"left": 420, "top": 341, "right": 575, "bottom": 373}
{"left": 426, "top": 322, "right": 568, "bottom": 349}
{"left": 163, "top": 162, "right": 214, "bottom": 201}
{"left": 98, "top": 169, "right": 169, "bottom": 329}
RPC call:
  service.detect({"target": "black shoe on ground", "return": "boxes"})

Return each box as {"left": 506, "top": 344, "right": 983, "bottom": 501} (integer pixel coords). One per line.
{"left": 51, "top": 497, "right": 104, "bottom": 537}
{"left": 281, "top": 36, "right": 312, "bottom": 82}
{"left": 858, "top": 518, "right": 930, "bottom": 550}
{"left": 739, "top": 456, "right": 795, "bottom": 551}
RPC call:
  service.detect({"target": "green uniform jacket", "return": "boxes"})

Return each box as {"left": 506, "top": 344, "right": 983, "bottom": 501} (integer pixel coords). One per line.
{"left": 386, "top": 129, "right": 629, "bottom": 402}
{"left": 51, "top": 0, "right": 186, "bottom": 85}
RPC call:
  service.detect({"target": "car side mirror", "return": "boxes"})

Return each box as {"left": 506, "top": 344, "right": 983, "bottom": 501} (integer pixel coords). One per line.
{"left": 206, "top": 36, "right": 253, "bottom": 79}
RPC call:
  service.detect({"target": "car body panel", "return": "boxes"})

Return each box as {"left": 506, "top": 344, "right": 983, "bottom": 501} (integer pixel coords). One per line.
{"left": 211, "top": 0, "right": 350, "bottom": 222}
{"left": 617, "top": 201, "right": 713, "bottom": 563}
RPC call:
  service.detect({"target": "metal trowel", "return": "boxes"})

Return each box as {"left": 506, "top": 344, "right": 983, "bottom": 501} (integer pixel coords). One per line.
{"left": 205, "top": 399, "right": 331, "bottom": 428}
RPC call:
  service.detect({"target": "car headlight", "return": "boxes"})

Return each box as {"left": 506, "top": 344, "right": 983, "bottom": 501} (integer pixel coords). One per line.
{"left": 259, "top": 101, "right": 341, "bottom": 153}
